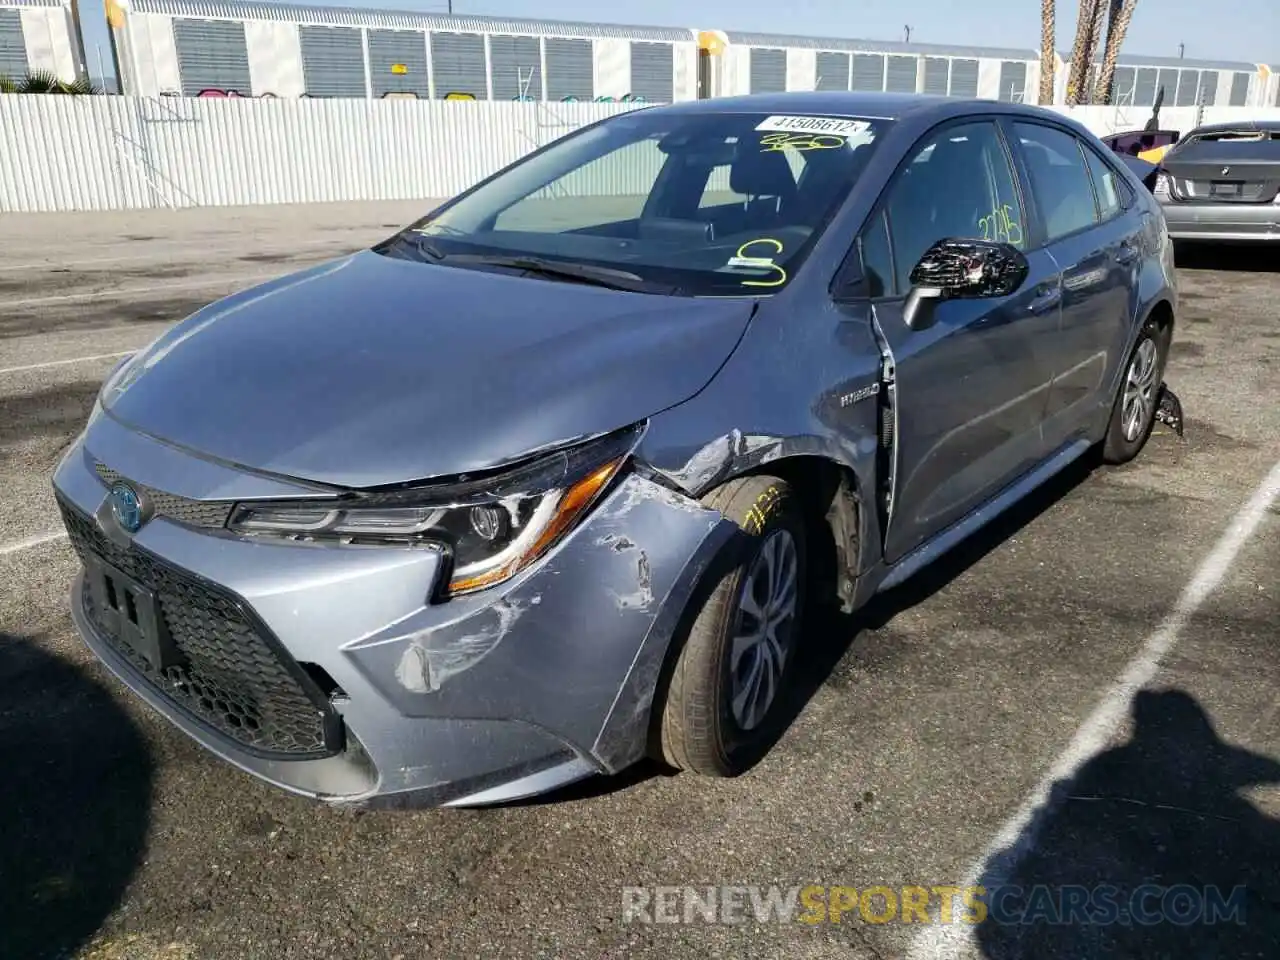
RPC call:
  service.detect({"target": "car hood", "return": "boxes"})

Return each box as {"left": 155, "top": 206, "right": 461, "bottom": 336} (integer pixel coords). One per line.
{"left": 102, "top": 251, "right": 754, "bottom": 488}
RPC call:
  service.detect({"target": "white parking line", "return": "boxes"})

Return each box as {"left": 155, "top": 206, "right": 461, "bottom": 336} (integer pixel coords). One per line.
{"left": 0, "top": 350, "right": 135, "bottom": 376}
{"left": 0, "top": 530, "right": 68, "bottom": 557}
{"left": 908, "top": 455, "right": 1280, "bottom": 960}
{"left": 8, "top": 272, "right": 280, "bottom": 308}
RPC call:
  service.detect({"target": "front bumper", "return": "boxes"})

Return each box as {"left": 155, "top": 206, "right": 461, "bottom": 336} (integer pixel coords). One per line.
{"left": 1160, "top": 201, "right": 1280, "bottom": 241}
{"left": 53, "top": 412, "right": 731, "bottom": 807}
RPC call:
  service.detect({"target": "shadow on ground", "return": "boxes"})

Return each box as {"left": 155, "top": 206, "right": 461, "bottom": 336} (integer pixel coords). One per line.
{"left": 974, "top": 688, "right": 1280, "bottom": 958}
{"left": 0, "top": 633, "right": 154, "bottom": 959}
{"left": 1174, "top": 242, "right": 1280, "bottom": 273}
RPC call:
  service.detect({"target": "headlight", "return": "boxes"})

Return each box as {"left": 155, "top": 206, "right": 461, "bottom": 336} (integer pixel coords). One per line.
{"left": 228, "top": 422, "right": 645, "bottom": 597}
{"left": 1154, "top": 172, "right": 1171, "bottom": 199}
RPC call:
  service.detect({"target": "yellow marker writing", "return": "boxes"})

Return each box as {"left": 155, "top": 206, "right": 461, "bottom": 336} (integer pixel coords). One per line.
{"left": 727, "top": 238, "right": 788, "bottom": 288}
{"left": 760, "top": 132, "right": 846, "bottom": 153}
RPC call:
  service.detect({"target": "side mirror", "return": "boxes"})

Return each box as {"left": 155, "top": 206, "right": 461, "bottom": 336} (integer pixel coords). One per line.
{"left": 902, "top": 238, "right": 1029, "bottom": 331}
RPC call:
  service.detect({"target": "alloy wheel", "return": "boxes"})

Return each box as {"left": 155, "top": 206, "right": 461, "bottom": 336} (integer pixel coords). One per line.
{"left": 1121, "top": 337, "right": 1160, "bottom": 442}
{"left": 729, "top": 528, "right": 800, "bottom": 732}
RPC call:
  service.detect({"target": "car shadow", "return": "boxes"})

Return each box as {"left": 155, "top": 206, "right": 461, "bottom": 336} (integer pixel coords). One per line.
{"left": 511, "top": 448, "right": 1098, "bottom": 809}
{"left": 973, "top": 688, "right": 1280, "bottom": 958}
{"left": 0, "top": 632, "right": 155, "bottom": 959}
{"left": 1173, "top": 241, "right": 1280, "bottom": 273}
{"left": 773, "top": 450, "right": 1098, "bottom": 739}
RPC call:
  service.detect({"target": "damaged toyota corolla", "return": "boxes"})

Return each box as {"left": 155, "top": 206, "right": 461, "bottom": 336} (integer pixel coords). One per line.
{"left": 53, "top": 92, "right": 1179, "bottom": 807}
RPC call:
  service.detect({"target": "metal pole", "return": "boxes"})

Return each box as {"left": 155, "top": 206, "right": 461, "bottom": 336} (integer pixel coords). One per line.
{"left": 67, "top": 0, "right": 90, "bottom": 83}
{"left": 107, "top": 27, "right": 125, "bottom": 94}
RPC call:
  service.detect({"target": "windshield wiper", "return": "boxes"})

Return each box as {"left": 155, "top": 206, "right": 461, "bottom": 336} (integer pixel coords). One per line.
{"left": 439, "top": 254, "right": 675, "bottom": 294}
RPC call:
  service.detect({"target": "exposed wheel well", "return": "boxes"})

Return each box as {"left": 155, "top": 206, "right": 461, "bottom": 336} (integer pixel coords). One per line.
{"left": 1147, "top": 299, "right": 1174, "bottom": 339}
{"left": 730, "top": 456, "right": 862, "bottom": 611}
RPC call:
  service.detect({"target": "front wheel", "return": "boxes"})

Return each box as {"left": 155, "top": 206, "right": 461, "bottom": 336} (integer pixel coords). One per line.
{"left": 654, "top": 474, "right": 807, "bottom": 777}
{"left": 1102, "top": 318, "right": 1170, "bottom": 465}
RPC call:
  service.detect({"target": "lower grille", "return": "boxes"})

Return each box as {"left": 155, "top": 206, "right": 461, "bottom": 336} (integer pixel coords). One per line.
{"left": 58, "top": 497, "right": 343, "bottom": 760}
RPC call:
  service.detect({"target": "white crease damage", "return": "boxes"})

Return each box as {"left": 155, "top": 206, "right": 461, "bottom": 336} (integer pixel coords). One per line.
{"left": 393, "top": 594, "right": 541, "bottom": 693}
{"left": 665, "top": 430, "right": 783, "bottom": 492}
{"left": 610, "top": 550, "right": 654, "bottom": 611}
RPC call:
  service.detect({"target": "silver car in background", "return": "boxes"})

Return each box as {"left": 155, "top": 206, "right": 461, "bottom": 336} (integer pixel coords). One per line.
{"left": 1155, "top": 120, "right": 1280, "bottom": 242}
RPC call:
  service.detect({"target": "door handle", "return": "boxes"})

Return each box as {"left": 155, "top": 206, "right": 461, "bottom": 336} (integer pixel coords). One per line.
{"left": 1028, "top": 285, "right": 1061, "bottom": 314}
{"left": 1116, "top": 240, "right": 1141, "bottom": 265}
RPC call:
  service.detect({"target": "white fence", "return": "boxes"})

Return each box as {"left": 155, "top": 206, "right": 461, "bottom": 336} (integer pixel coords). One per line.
{"left": 2, "top": 96, "right": 1279, "bottom": 214}
{"left": 0, "top": 96, "right": 643, "bottom": 213}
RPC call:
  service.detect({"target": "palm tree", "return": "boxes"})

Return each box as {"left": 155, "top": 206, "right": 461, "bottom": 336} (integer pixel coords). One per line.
{"left": 1038, "top": 0, "right": 1056, "bottom": 105}
{"left": 1065, "top": 0, "right": 1100, "bottom": 105}
{"left": 1094, "top": 0, "right": 1139, "bottom": 104}
{"left": 1083, "top": 0, "right": 1110, "bottom": 102}
{"left": 0, "top": 69, "right": 98, "bottom": 94}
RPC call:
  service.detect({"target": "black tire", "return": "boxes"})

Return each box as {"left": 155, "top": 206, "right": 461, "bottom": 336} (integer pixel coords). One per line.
{"left": 1101, "top": 317, "right": 1171, "bottom": 465}
{"left": 655, "top": 474, "right": 807, "bottom": 777}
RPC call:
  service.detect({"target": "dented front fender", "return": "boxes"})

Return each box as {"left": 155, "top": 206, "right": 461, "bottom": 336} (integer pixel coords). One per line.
{"left": 340, "top": 471, "right": 737, "bottom": 772}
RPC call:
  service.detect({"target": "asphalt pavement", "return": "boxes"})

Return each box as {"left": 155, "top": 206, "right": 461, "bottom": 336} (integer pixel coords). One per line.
{"left": 1, "top": 205, "right": 1276, "bottom": 960}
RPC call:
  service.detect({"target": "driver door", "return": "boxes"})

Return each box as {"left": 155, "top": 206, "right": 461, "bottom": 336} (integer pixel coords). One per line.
{"left": 856, "top": 119, "right": 1062, "bottom": 565}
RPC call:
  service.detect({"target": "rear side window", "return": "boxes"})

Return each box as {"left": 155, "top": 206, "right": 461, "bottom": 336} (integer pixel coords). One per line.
{"left": 1081, "top": 146, "right": 1125, "bottom": 221}
{"left": 1013, "top": 123, "right": 1100, "bottom": 242}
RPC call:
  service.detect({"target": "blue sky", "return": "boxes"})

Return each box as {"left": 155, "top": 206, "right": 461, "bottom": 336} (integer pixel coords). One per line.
{"left": 80, "top": 0, "right": 1278, "bottom": 83}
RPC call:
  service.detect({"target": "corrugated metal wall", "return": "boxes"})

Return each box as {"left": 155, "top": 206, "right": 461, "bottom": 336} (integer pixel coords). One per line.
{"left": 367, "top": 29, "right": 429, "bottom": 98}
{"left": 998, "top": 61, "right": 1026, "bottom": 101}
{"left": 488, "top": 34, "right": 541, "bottom": 100}
{"left": 922, "top": 58, "right": 948, "bottom": 96}
{"left": 171, "top": 18, "right": 253, "bottom": 95}
{"left": 851, "top": 54, "right": 884, "bottom": 91}
{"left": 299, "top": 25, "right": 366, "bottom": 97}
{"left": 2, "top": 96, "right": 1277, "bottom": 214}
{"left": 0, "top": 8, "right": 29, "bottom": 78}
{"left": 429, "top": 31, "right": 486, "bottom": 98}
{"left": 814, "top": 51, "right": 849, "bottom": 91}
{"left": 950, "top": 58, "right": 979, "bottom": 97}
{"left": 885, "top": 55, "right": 917, "bottom": 93}
{"left": 0, "top": 96, "right": 644, "bottom": 212}
{"left": 543, "top": 37, "right": 591, "bottom": 100}
{"left": 1229, "top": 71, "right": 1250, "bottom": 106}
{"left": 748, "top": 48, "right": 786, "bottom": 93}
{"left": 629, "top": 41, "right": 672, "bottom": 101}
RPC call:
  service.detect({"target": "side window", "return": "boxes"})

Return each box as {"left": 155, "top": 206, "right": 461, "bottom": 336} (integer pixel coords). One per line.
{"left": 859, "top": 210, "right": 894, "bottom": 298}
{"left": 881, "top": 121, "right": 1026, "bottom": 293}
{"left": 1082, "top": 145, "right": 1124, "bottom": 221}
{"left": 1012, "top": 122, "right": 1100, "bottom": 242}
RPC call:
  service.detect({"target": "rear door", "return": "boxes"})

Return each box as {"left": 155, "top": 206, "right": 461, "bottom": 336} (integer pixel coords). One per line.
{"left": 855, "top": 118, "right": 1061, "bottom": 564}
{"left": 1007, "top": 120, "right": 1139, "bottom": 450}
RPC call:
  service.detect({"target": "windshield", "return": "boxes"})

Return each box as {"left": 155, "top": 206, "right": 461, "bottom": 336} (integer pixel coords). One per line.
{"left": 379, "top": 110, "right": 888, "bottom": 296}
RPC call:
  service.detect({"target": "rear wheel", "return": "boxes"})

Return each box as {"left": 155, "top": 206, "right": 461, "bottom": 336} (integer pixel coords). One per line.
{"left": 1102, "top": 318, "right": 1170, "bottom": 465}
{"left": 654, "top": 474, "right": 807, "bottom": 777}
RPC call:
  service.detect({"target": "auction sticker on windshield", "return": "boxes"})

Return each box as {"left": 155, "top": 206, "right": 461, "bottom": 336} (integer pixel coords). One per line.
{"left": 755, "top": 115, "right": 872, "bottom": 136}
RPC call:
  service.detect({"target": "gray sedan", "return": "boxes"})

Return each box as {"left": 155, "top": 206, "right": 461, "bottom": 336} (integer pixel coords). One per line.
{"left": 1156, "top": 120, "right": 1280, "bottom": 242}
{"left": 53, "top": 92, "right": 1178, "bottom": 807}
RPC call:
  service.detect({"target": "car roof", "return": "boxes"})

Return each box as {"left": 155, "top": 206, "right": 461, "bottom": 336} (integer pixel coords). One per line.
{"left": 1185, "top": 118, "right": 1280, "bottom": 136}
{"left": 645, "top": 90, "right": 1080, "bottom": 127}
